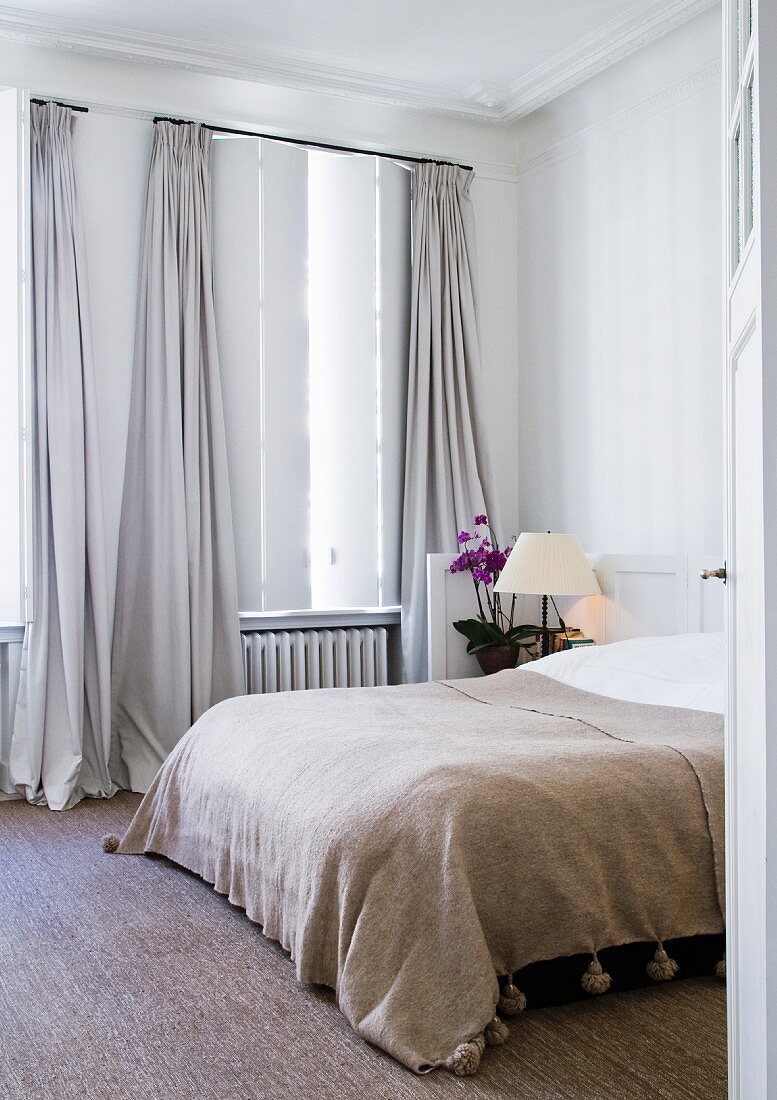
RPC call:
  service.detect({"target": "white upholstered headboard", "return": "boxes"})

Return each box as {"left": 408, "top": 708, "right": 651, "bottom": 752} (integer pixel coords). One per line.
{"left": 427, "top": 553, "right": 725, "bottom": 682}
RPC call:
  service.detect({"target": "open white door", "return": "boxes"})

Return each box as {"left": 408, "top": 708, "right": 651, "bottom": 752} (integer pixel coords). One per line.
{"left": 724, "top": 2, "right": 777, "bottom": 1096}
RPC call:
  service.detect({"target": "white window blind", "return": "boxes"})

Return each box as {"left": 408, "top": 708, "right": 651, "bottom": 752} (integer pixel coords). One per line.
{"left": 211, "top": 139, "right": 410, "bottom": 613}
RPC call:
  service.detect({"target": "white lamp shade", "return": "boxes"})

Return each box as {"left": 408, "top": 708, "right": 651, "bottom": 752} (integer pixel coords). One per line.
{"left": 494, "top": 532, "right": 601, "bottom": 596}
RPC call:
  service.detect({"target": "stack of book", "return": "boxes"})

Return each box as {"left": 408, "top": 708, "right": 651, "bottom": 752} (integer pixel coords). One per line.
{"left": 551, "top": 628, "right": 595, "bottom": 653}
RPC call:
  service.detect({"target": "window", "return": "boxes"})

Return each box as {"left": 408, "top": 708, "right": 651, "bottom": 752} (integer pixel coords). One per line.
{"left": 728, "top": 0, "right": 755, "bottom": 275}
{"left": 211, "top": 139, "right": 410, "bottom": 613}
{"left": 0, "top": 87, "right": 24, "bottom": 624}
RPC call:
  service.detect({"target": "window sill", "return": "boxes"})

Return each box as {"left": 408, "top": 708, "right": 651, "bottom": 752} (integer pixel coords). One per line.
{"left": 239, "top": 607, "right": 400, "bottom": 632}
{"left": 0, "top": 611, "right": 402, "bottom": 644}
{"left": 0, "top": 622, "right": 24, "bottom": 644}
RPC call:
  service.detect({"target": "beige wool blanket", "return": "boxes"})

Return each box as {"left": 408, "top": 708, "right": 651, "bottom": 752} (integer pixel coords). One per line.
{"left": 116, "top": 671, "right": 724, "bottom": 1073}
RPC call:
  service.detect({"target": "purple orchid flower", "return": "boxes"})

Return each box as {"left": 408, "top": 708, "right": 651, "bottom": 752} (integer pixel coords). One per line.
{"left": 487, "top": 550, "right": 507, "bottom": 572}
{"left": 449, "top": 521, "right": 534, "bottom": 661}
{"left": 449, "top": 552, "right": 470, "bottom": 574}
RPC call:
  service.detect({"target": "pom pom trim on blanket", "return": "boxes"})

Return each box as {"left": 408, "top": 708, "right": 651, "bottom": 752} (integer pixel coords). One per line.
{"left": 497, "top": 977, "right": 527, "bottom": 1017}
{"left": 581, "top": 953, "right": 612, "bottom": 995}
{"left": 647, "top": 942, "right": 680, "bottom": 982}
{"left": 444, "top": 1032, "right": 486, "bottom": 1076}
{"left": 484, "top": 1016, "right": 509, "bottom": 1047}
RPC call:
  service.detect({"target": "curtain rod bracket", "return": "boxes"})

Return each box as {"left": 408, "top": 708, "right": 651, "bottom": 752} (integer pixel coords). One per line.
{"left": 31, "top": 98, "right": 88, "bottom": 113}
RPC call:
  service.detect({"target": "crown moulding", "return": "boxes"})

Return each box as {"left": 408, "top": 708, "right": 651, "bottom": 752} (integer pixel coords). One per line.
{"left": 0, "top": 0, "right": 719, "bottom": 125}
{"left": 501, "top": 0, "right": 718, "bottom": 120}
{"left": 515, "top": 56, "right": 722, "bottom": 176}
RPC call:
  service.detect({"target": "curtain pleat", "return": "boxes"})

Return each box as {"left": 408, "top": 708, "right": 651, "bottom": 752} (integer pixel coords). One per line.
{"left": 10, "top": 102, "right": 114, "bottom": 810}
{"left": 111, "top": 121, "right": 243, "bottom": 792}
{"left": 400, "top": 164, "right": 499, "bottom": 684}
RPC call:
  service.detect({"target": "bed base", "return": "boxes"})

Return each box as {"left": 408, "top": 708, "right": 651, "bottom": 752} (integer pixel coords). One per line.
{"left": 506, "top": 934, "right": 725, "bottom": 1010}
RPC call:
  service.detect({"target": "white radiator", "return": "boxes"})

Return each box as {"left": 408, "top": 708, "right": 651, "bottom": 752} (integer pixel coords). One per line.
{"left": 241, "top": 626, "right": 389, "bottom": 694}
{"left": 0, "top": 627, "right": 24, "bottom": 792}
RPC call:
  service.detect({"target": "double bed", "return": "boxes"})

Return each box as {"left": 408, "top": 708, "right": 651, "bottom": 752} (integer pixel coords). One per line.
{"left": 107, "top": 632, "right": 726, "bottom": 1076}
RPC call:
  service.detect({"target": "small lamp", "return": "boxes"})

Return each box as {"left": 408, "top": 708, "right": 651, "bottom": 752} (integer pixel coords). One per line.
{"left": 494, "top": 532, "right": 601, "bottom": 658}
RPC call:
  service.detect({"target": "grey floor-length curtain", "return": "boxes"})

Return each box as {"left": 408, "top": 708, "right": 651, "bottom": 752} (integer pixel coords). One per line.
{"left": 401, "top": 163, "right": 499, "bottom": 684}
{"left": 112, "top": 121, "right": 243, "bottom": 793}
{"left": 10, "top": 102, "right": 115, "bottom": 810}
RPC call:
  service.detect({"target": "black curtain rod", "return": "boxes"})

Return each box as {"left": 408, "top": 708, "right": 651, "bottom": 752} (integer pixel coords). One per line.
{"left": 31, "top": 98, "right": 88, "bottom": 113}
{"left": 152, "top": 115, "right": 472, "bottom": 171}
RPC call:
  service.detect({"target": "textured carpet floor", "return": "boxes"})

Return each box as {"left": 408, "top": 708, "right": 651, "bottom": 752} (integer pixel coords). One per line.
{"left": 0, "top": 794, "right": 727, "bottom": 1100}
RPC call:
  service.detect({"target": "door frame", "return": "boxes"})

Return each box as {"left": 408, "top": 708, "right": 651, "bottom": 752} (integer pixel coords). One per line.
{"left": 722, "top": 0, "right": 777, "bottom": 1096}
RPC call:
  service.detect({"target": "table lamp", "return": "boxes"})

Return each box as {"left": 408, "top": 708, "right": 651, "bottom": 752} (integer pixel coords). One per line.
{"left": 494, "top": 532, "right": 601, "bottom": 657}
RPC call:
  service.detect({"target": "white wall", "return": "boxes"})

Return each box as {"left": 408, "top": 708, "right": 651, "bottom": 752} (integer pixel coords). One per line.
{"left": 513, "top": 7, "right": 723, "bottom": 557}
{"left": 0, "top": 38, "right": 521, "bottom": 617}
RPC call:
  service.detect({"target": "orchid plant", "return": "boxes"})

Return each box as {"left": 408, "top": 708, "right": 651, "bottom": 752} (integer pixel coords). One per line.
{"left": 449, "top": 515, "right": 537, "bottom": 658}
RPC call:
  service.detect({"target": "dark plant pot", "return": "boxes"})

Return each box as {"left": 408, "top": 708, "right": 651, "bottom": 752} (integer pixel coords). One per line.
{"left": 475, "top": 645, "right": 519, "bottom": 676}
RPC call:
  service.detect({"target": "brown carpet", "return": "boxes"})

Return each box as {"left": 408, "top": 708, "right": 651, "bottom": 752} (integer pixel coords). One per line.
{"left": 0, "top": 794, "right": 727, "bottom": 1100}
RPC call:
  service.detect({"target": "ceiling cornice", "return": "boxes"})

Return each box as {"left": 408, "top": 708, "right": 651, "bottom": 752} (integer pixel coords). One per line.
{"left": 515, "top": 56, "right": 721, "bottom": 176}
{"left": 0, "top": 0, "right": 719, "bottom": 125}
{"left": 501, "top": 0, "right": 719, "bottom": 121}
{"left": 0, "top": 4, "right": 500, "bottom": 121}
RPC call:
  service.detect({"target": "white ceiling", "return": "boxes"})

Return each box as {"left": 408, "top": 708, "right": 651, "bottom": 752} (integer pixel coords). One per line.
{"left": 0, "top": 0, "right": 717, "bottom": 121}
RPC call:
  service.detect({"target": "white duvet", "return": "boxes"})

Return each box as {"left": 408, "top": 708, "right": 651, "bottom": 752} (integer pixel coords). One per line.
{"left": 523, "top": 631, "right": 726, "bottom": 714}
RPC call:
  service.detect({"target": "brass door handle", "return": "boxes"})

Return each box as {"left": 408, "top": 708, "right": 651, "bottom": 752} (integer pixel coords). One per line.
{"left": 700, "top": 565, "right": 727, "bottom": 582}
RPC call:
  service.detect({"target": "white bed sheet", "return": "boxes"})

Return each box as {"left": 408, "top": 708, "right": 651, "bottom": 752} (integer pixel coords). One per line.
{"left": 521, "top": 632, "right": 726, "bottom": 713}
